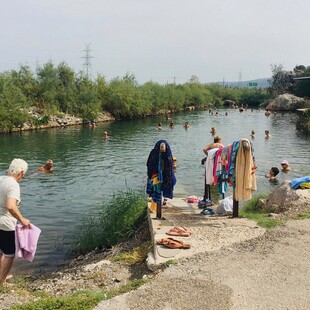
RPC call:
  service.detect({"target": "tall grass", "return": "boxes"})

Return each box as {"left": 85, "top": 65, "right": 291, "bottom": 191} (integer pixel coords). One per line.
{"left": 73, "top": 189, "right": 147, "bottom": 254}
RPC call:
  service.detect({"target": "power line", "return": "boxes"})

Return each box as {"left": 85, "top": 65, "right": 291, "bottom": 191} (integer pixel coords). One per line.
{"left": 238, "top": 71, "right": 242, "bottom": 87}
{"left": 81, "top": 43, "right": 94, "bottom": 78}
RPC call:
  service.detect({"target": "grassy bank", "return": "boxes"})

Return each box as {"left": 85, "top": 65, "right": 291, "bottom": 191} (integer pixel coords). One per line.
{"left": 240, "top": 193, "right": 283, "bottom": 228}
{"left": 2, "top": 189, "right": 151, "bottom": 309}
{"left": 73, "top": 189, "right": 147, "bottom": 254}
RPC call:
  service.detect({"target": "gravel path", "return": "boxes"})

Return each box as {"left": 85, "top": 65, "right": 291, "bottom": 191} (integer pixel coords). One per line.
{"left": 95, "top": 219, "right": 310, "bottom": 310}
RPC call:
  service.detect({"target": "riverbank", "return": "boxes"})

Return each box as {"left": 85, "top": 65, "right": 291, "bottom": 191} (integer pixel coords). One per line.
{"left": 2, "top": 198, "right": 310, "bottom": 309}
{"left": 5, "top": 110, "right": 115, "bottom": 134}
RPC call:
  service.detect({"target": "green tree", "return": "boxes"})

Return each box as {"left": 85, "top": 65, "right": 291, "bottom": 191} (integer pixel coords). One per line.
{"left": 75, "top": 74, "right": 100, "bottom": 120}
{"left": 140, "top": 81, "right": 167, "bottom": 114}
{"left": 10, "top": 65, "right": 38, "bottom": 101}
{"left": 56, "top": 62, "right": 77, "bottom": 113}
{"left": 0, "top": 81, "right": 29, "bottom": 132}
{"left": 36, "top": 62, "right": 61, "bottom": 112}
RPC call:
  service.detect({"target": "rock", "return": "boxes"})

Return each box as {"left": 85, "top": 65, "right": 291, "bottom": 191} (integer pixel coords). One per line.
{"left": 96, "top": 112, "right": 115, "bottom": 122}
{"left": 258, "top": 198, "right": 266, "bottom": 208}
{"left": 267, "top": 213, "right": 279, "bottom": 218}
{"left": 262, "top": 180, "right": 310, "bottom": 215}
{"left": 223, "top": 100, "right": 235, "bottom": 107}
{"left": 266, "top": 93, "right": 310, "bottom": 111}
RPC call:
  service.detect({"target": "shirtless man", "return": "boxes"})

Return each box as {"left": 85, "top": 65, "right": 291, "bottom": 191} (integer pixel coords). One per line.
{"left": 203, "top": 136, "right": 224, "bottom": 155}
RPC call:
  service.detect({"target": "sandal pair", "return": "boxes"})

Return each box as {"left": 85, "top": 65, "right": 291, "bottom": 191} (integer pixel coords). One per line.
{"left": 156, "top": 237, "right": 191, "bottom": 249}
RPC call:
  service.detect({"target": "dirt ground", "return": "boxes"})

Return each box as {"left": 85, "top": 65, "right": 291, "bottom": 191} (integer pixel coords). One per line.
{"left": 94, "top": 218, "right": 310, "bottom": 310}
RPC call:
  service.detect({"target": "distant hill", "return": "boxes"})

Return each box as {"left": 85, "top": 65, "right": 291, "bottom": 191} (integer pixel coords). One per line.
{"left": 209, "top": 78, "right": 270, "bottom": 88}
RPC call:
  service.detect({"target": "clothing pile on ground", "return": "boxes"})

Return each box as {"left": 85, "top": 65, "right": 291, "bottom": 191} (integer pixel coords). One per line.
{"left": 290, "top": 176, "right": 310, "bottom": 189}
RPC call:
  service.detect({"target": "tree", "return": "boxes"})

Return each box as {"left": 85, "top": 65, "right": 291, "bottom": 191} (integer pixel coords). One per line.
{"left": 10, "top": 65, "right": 38, "bottom": 101}
{"left": 36, "top": 62, "right": 61, "bottom": 111}
{"left": 75, "top": 74, "right": 100, "bottom": 120}
{"left": 0, "top": 81, "right": 29, "bottom": 132}
{"left": 269, "top": 64, "right": 294, "bottom": 96}
{"left": 56, "top": 62, "right": 77, "bottom": 113}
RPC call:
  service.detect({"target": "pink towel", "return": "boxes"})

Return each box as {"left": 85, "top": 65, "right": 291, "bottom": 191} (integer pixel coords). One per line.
{"left": 15, "top": 223, "right": 41, "bottom": 262}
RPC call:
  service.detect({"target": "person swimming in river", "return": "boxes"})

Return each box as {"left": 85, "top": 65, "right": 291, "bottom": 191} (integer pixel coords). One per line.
{"left": 103, "top": 131, "right": 109, "bottom": 140}
{"left": 250, "top": 130, "right": 255, "bottom": 138}
{"left": 169, "top": 121, "right": 174, "bottom": 129}
{"left": 281, "top": 160, "right": 292, "bottom": 172}
{"left": 265, "top": 167, "right": 279, "bottom": 182}
{"left": 210, "top": 127, "right": 216, "bottom": 135}
{"left": 157, "top": 123, "right": 162, "bottom": 130}
{"left": 184, "top": 122, "right": 190, "bottom": 129}
{"left": 38, "top": 159, "right": 54, "bottom": 173}
{"left": 265, "top": 130, "right": 271, "bottom": 139}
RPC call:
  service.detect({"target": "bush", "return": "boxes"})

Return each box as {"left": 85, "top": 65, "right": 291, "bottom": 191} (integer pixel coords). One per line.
{"left": 73, "top": 189, "right": 147, "bottom": 254}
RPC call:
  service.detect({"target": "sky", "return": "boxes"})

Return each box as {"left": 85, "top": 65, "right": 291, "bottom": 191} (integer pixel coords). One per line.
{"left": 1, "top": 0, "right": 310, "bottom": 84}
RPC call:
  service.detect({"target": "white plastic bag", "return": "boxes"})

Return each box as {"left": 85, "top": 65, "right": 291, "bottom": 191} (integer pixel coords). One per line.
{"left": 216, "top": 196, "right": 233, "bottom": 215}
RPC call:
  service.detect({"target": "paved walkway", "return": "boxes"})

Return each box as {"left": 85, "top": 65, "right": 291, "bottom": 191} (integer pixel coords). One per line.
{"left": 146, "top": 194, "right": 262, "bottom": 268}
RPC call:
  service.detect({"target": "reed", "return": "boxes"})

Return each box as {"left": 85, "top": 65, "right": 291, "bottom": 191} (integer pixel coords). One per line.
{"left": 73, "top": 189, "right": 147, "bottom": 254}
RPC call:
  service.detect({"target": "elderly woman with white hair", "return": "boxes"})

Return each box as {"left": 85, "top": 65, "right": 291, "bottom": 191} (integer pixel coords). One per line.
{"left": 0, "top": 159, "right": 31, "bottom": 286}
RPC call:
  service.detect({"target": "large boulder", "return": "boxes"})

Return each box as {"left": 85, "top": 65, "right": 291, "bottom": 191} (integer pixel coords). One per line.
{"left": 260, "top": 180, "right": 310, "bottom": 216}
{"left": 266, "top": 94, "right": 310, "bottom": 111}
{"left": 223, "top": 100, "right": 235, "bottom": 107}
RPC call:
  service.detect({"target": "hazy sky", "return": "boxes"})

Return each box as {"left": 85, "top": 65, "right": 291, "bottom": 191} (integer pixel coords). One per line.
{"left": 1, "top": 0, "right": 310, "bottom": 84}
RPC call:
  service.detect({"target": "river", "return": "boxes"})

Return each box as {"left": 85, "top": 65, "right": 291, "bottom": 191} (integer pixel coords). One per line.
{"left": 1, "top": 108, "right": 309, "bottom": 274}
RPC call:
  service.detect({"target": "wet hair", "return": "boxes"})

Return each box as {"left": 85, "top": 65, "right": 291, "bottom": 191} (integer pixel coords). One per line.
{"left": 8, "top": 158, "right": 28, "bottom": 176}
{"left": 214, "top": 136, "right": 222, "bottom": 143}
{"left": 271, "top": 167, "right": 279, "bottom": 176}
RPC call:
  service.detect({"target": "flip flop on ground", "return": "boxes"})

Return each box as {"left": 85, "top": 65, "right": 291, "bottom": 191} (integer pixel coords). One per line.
{"left": 166, "top": 226, "right": 191, "bottom": 237}
{"left": 156, "top": 237, "right": 191, "bottom": 249}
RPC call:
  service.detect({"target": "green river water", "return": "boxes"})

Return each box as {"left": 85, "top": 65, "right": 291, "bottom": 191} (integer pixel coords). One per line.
{"left": 1, "top": 108, "right": 309, "bottom": 274}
